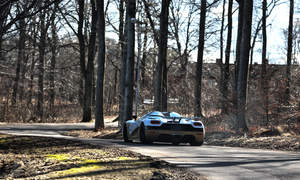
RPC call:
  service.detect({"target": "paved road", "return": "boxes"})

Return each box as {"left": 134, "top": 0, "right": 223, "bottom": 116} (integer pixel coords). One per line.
{"left": 1, "top": 123, "right": 300, "bottom": 180}
{"left": 123, "top": 143, "right": 300, "bottom": 180}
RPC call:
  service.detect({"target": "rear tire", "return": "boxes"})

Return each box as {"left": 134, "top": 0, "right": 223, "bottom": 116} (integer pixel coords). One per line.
{"left": 139, "top": 124, "right": 152, "bottom": 144}
{"left": 190, "top": 140, "right": 203, "bottom": 146}
{"left": 123, "top": 124, "right": 132, "bottom": 143}
{"left": 172, "top": 142, "right": 180, "bottom": 145}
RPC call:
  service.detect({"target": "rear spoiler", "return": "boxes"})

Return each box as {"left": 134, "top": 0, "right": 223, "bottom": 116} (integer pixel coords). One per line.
{"left": 149, "top": 115, "right": 203, "bottom": 121}
{"left": 164, "top": 116, "right": 203, "bottom": 122}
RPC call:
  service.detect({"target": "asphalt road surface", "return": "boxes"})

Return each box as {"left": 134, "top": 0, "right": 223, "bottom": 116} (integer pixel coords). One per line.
{"left": 1, "top": 123, "right": 300, "bottom": 180}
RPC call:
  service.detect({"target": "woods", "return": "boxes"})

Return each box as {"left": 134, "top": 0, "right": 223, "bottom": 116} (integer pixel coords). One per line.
{"left": 0, "top": 0, "right": 299, "bottom": 134}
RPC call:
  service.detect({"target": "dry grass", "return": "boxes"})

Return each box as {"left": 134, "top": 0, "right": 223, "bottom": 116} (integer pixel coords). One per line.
{"left": 0, "top": 134, "right": 206, "bottom": 180}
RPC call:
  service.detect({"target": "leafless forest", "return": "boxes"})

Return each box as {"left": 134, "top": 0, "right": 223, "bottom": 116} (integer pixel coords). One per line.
{"left": 0, "top": 0, "right": 299, "bottom": 134}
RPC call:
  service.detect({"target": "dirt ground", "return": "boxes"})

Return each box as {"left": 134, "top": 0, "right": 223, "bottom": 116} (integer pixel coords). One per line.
{"left": 0, "top": 134, "right": 206, "bottom": 180}
{"left": 206, "top": 132, "right": 300, "bottom": 152}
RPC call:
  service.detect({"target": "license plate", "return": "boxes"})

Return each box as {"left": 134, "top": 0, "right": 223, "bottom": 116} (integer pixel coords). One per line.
{"left": 173, "top": 125, "right": 181, "bottom": 131}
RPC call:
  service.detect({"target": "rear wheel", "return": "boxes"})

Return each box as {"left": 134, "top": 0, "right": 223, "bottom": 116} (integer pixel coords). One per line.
{"left": 190, "top": 140, "right": 203, "bottom": 146}
{"left": 123, "top": 124, "right": 132, "bottom": 143}
{"left": 139, "top": 124, "right": 152, "bottom": 144}
{"left": 172, "top": 142, "right": 180, "bottom": 145}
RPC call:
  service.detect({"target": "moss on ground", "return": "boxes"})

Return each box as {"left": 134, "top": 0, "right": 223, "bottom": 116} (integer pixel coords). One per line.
{"left": 46, "top": 154, "right": 72, "bottom": 162}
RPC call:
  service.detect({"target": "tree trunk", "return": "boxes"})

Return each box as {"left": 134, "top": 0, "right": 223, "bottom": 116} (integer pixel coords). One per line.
{"left": 194, "top": 0, "right": 206, "bottom": 117}
{"left": 219, "top": 0, "right": 225, "bottom": 114}
{"left": 78, "top": 0, "right": 86, "bottom": 110}
{"left": 95, "top": 0, "right": 106, "bottom": 131}
{"left": 261, "top": 0, "right": 269, "bottom": 125}
{"left": 113, "top": 68, "right": 118, "bottom": 106}
{"left": 83, "top": 0, "right": 98, "bottom": 122}
{"left": 285, "top": 0, "right": 294, "bottom": 104}
{"left": 236, "top": 0, "right": 253, "bottom": 133}
{"left": 223, "top": 0, "right": 233, "bottom": 114}
{"left": 141, "top": 28, "right": 148, "bottom": 89}
{"left": 220, "top": 0, "right": 225, "bottom": 62}
{"left": 49, "top": 3, "right": 58, "bottom": 114}
{"left": 0, "top": 36, "right": 3, "bottom": 61}
{"left": 234, "top": 0, "right": 244, "bottom": 104}
{"left": 92, "top": 65, "right": 95, "bottom": 106}
{"left": 19, "top": 49, "right": 29, "bottom": 103}
{"left": 37, "top": 9, "right": 47, "bottom": 122}
{"left": 118, "top": 0, "right": 126, "bottom": 127}
{"left": 122, "top": 0, "right": 136, "bottom": 124}
{"left": 12, "top": 16, "right": 26, "bottom": 105}
{"left": 154, "top": 0, "right": 170, "bottom": 112}
{"left": 78, "top": 77, "right": 84, "bottom": 107}
{"left": 28, "top": 17, "right": 37, "bottom": 105}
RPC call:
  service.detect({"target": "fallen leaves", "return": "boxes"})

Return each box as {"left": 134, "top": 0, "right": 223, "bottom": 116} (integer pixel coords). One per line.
{"left": 206, "top": 132, "right": 300, "bottom": 151}
{"left": 0, "top": 134, "right": 206, "bottom": 180}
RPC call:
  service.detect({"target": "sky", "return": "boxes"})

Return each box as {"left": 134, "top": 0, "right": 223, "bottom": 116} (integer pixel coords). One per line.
{"left": 104, "top": 0, "right": 299, "bottom": 65}
{"left": 202, "top": 0, "right": 299, "bottom": 65}
{"left": 257, "top": 1, "right": 299, "bottom": 64}
{"left": 267, "top": 1, "right": 291, "bottom": 64}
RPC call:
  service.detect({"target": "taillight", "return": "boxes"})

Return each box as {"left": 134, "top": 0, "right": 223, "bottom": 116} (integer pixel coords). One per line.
{"left": 193, "top": 122, "right": 202, "bottom": 126}
{"left": 150, "top": 120, "right": 161, "bottom": 125}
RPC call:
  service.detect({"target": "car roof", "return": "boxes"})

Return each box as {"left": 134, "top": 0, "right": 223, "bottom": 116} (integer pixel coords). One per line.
{"left": 149, "top": 111, "right": 164, "bottom": 116}
{"left": 148, "top": 111, "right": 182, "bottom": 117}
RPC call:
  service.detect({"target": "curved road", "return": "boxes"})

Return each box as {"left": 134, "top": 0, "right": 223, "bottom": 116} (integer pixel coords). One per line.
{"left": 0, "top": 123, "right": 300, "bottom": 180}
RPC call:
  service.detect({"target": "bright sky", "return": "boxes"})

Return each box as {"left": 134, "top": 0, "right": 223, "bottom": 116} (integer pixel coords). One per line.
{"left": 104, "top": 0, "right": 299, "bottom": 65}
{"left": 189, "top": 1, "right": 300, "bottom": 65}
{"left": 267, "top": 2, "right": 290, "bottom": 64}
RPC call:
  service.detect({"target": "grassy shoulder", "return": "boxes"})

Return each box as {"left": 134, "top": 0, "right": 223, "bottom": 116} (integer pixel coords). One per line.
{"left": 0, "top": 134, "right": 206, "bottom": 180}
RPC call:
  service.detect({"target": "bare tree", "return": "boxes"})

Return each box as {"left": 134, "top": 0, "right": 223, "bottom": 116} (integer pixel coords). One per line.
{"left": 27, "top": 16, "right": 37, "bottom": 105}
{"left": 121, "top": 0, "right": 136, "bottom": 124}
{"left": 169, "top": 0, "right": 197, "bottom": 114}
{"left": 0, "top": 0, "right": 62, "bottom": 40}
{"left": 119, "top": 0, "right": 126, "bottom": 127}
{"left": 218, "top": 0, "right": 233, "bottom": 114}
{"left": 220, "top": 0, "right": 225, "bottom": 64}
{"left": 49, "top": 2, "right": 59, "bottom": 114}
{"left": 141, "top": 0, "right": 159, "bottom": 45}
{"left": 58, "top": 0, "right": 98, "bottom": 122}
{"left": 218, "top": 0, "right": 226, "bottom": 111}
{"left": 236, "top": 0, "right": 253, "bottom": 133}
{"left": 83, "top": 0, "right": 98, "bottom": 122}
{"left": 141, "top": 25, "right": 148, "bottom": 89}
{"left": 95, "top": 0, "right": 106, "bottom": 130}
{"left": 249, "top": 0, "right": 279, "bottom": 71}
{"left": 234, "top": 0, "right": 244, "bottom": 100}
{"left": 261, "top": 0, "right": 269, "bottom": 125}
{"left": 37, "top": 7, "right": 47, "bottom": 121}
{"left": 154, "top": 0, "right": 171, "bottom": 111}
{"left": 12, "top": 6, "right": 26, "bottom": 105}
{"left": 223, "top": 0, "right": 233, "bottom": 114}
{"left": 194, "top": 0, "right": 207, "bottom": 117}
{"left": 77, "top": 0, "right": 86, "bottom": 117}
{"left": 285, "top": 0, "right": 294, "bottom": 104}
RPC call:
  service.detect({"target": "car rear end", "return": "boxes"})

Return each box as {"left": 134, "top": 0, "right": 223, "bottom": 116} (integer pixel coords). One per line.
{"left": 144, "top": 117, "right": 205, "bottom": 145}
